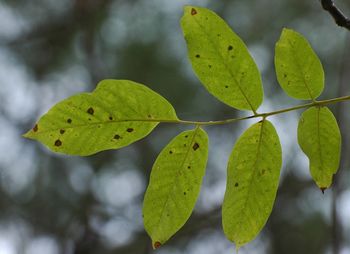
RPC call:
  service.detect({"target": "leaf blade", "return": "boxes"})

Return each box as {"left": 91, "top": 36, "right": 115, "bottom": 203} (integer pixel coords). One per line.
{"left": 275, "top": 28, "right": 324, "bottom": 100}
{"left": 181, "top": 6, "right": 263, "bottom": 112}
{"left": 24, "top": 79, "right": 178, "bottom": 156}
{"left": 297, "top": 106, "right": 341, "bottom": 189}
{"left": 143, "top": 127, "right": 209, "bottom": 248}
{"left": 222, "top": 120, "right": 282, "bottom": 247}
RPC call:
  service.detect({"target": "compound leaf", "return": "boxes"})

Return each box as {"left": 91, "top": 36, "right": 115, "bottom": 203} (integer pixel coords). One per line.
{"left": 181, "top": 6, "right": 263, "bottom": 112}
{"left": 298, "top": 106, "right": 341, "bottom": 190}
{"left": 222, "top": 120, "right": 282, "bottom": 247}
{"left": 143, "top": 127, "right": 209, "bottom": 248}
{"left": 275, "top": 28, "right": 324, "bottom": 100}
{"left": 24, "top": 79, "right": 178, "bottom": 156}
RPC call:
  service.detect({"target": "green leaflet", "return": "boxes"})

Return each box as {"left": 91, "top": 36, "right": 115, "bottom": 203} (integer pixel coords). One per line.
{"left": 275, "top": 28, "right": 324, "bottom": 100}
{"left": 222, "top": 120, "right": 282, "bottom": 247}
{"left": 181, "top": 6, "right": 263, "bottom": 112}
{"left": 143, "top": 127, "right": 209, "bottom": 248}
{"left": 298, "top": 106, "right": 341, "bottom": 189}
{"left": 23, "top": 80, "right": 178, "bottom": 156}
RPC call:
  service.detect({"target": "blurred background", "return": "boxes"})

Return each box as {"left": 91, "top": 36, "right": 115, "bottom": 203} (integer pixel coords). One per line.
{"left": 0, "top": 0, "right": 350, "bottom": 253}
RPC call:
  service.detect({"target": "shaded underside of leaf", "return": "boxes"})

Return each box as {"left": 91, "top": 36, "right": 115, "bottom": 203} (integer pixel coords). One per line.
{"left": 222, "top": 120, "right": 282, "bottom": 247}
{"left": 143, "top": 127, "right": 209, "bottom": 248}
{"left": 181, "top": 6, "right": 263, "bottom": 112}
{"left": 297, "top": 106, "right": 341, "bottom": 189}
{"left": 24, "top": 79, "right": 178, "bottom": 156}
{"left": 275, "top": 28, "right": 324, "bottom": 100}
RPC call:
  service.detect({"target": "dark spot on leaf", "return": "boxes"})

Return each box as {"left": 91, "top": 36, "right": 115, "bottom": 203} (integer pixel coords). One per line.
{"left": 192, "top": 143, "right": 199, "bottom": 151}
{"left": 185, "top": 135, "right": 188, "bottom": 138}
{"left": 98, "top": 125, "right": 101, "bottom": 128}
{"left": 167, "top": 214, "right": 170, "bottom": 217}
{"left": 195, "top": 54, "right": 200, "bottom": 58}
{"left": 191, "top": 8, "right": 197, "bottom": 15}
{"left": 33, "top": 124, "right": 38, "bottom": 132}
{"left": 54, "top": 140, "right": 62, "bottom": 147}
{"left": 87, "top": 107, "right": 94, "bottom": 115}
{"left": 154, "top": 241, "right": 162, "bottom": 249}
{"left": 217, "top": 34, "right": 221, "bottom": 37}
{"left": 187, "top": 166, "right": 191, "bottom": 169}
{"left": 225, "top": 85, "right": 229, "bottom": 88}
{"left": 284, "top": 73, "right": 287, "bottom": 78}
{"left": 114, "top": 134, "right": 121, "bottom": 140}
{"left": 231, "top": 55, "right": 235, "bottom": 59}
{"left": 148, "top": 114, "right": 152, "bottom": 118}
{"left": 183, "top": 144, "right": 187, "bottom": 147}
{"left": 320, "top": 187, "right": 327, "bottom": 194}
{"left": 261, "top": 169, "right": 266, "bottom": 175}
{"left": 208, "top": 64, "right": 212, "bottom": 68}
{"left": 183, "top": 192, "right": 187, "bottom": 195}
{"left": 60, "top": 129, "right": 65, "bottom": 134}
{"left": 109, "top": 116, "right": 113, "bottom": 120}
{"left": 235, "top": 182, "right": 239, "bottom": 187}
{"left": 126, "top": 128, "right": 134, "bottom": 133}
{"left": 67, "top": 119, "right": 72, "bottom": 124}
{"left": 169, "top": 150, "right": 173, "bottom": 154}
{"left": 88, "top": 118, "right": 92, "bottom": 121}
{"left": 228, "top": 45, "right": 233, "bottom": 51}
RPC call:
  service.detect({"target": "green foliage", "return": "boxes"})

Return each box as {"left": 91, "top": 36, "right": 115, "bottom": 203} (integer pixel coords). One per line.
{"left": 181, "top": 6, "right": 263, "bottom": 112}
{"left": 23, "top": 80, "right": 178, "bottom": 156}
{"left": 24, "top": 5, "right": 347, "bottom": 250}
{"left": 222, "top": 120, "right": 282, "bottom": 247}
{"left": 275, "top": 28, "right": 324, "bottom": 100}
{"left": 298, "top": 106, "right": 341, "bottom": 189}
{"left": 143, "top": 127, "right": 209, "bottom": 248}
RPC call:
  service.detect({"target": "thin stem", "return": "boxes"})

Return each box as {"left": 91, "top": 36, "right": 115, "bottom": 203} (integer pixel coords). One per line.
{"left": 161, "top": 95, "right": 350, "bottom": 126}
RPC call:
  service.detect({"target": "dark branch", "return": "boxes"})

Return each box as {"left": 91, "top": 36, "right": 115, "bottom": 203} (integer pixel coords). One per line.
{"left": 321, "top": 0, "right": 350, "bottom": 30}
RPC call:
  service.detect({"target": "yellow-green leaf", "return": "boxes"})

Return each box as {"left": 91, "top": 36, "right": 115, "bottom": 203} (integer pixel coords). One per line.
{"left": 143, "top": 127, "right": 209, "bottom": 248}
{"left": 222, "top": 120, "right": 282, "bottom": 247}
{"left": 23, "top": 80, "right": 178, "bottom": 156}
{"left": 275, "top": 28, "right": 324, "bottom": 100}
{"left": 181, "top": 6, "right": 263, "bottom": 112}
{"left": 297, "top": 106, "right": 341, "bottom": 189}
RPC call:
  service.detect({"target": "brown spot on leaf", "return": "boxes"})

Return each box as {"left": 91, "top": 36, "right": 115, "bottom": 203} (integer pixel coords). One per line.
{"left": 67, "top": 119, "right": 72, "bottom": 124}
{"left": 126, "top": 128, "right": 134, "bottom": 133}
{"left": 33, "top": 124, "right": 38, "bottom": 132}
{"left": 114, "top": 134, "right": 121, "bottom": 140}
{"left": 54, "top": 140, "right": 62, "bottom": 147}
{"left": 228, "top": 45, "right": 233, "bottom": 51}
{"left": 60, "top": 129, "right": 65, "bottom": 134}
{"left": 235, "top": 182, "right": 239, "bottom": 187}
{"left": 192, "top": 143, "right": 199, "bottom": 151}
{"left": 154, "top": 241, "right": 162, "bottom": 249}
{"left": 191, "top": 8, "right": 197, "bottom": 15}
{"left": 87, "top": 107, "right": 94, "bottom": 115}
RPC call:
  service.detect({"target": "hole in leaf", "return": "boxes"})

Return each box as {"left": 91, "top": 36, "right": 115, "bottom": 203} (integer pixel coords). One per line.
{"left": 191, "top": 8, "right": 197, "bottom": 15}
{"left": 126, "top": 128, "right": 134, "bottom": 133}
{"left": 60, "top": 129, "right": 65, "bottom": 134}
{"left": 87, "top": 107, "right": 94, "bottom": 115}
{"left": 54, "top": 140, "right": 62, "bottom": 147}
{"left": 192, "top": 143, "right": 199, "bottom": 151}
{"left": 67, "top": 119, "right": 72, "bottom": 124}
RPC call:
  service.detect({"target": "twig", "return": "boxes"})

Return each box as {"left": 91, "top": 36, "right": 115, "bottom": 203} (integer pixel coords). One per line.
{"left": 321, "top": 0, "right": 350, "bottom": 30}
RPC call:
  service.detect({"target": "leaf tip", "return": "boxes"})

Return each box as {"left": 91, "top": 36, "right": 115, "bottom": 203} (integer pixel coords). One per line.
{"left": 153, "top": 241, "right": 162, "bottom": 249}
{"left": 320, "top": 187, "right": 327, "bottom": 194}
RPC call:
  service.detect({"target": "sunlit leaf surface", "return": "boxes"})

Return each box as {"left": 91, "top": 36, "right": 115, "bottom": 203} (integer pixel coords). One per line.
{"left": 143, "top": 127, "right": 209, "bottom": 248}
{"left": 24, "top": 80, "right": 178, "bottom": 156}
